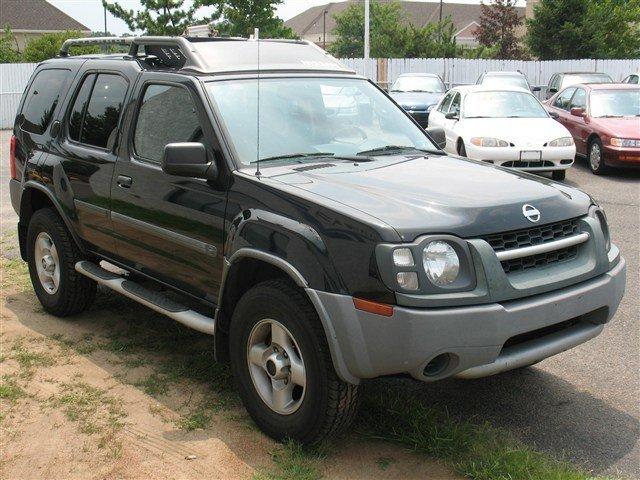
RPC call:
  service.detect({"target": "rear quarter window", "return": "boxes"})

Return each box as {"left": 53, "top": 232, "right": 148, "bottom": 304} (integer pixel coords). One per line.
{"left": 20, "top": 69, "right": 71, "bottom": 135}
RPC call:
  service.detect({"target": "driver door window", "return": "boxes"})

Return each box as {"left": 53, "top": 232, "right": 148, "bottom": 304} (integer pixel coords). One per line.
{"left": 570, "top": 88, "right": 587, "bottom": 110}
{"left": 448, "top": 93, "right": 461, "bottom": 116}
{"left": 438, "top": 92, "right": 454, "bottom": 113}
{"left": 553, "top": 88, "right": 576, "bottom": 111}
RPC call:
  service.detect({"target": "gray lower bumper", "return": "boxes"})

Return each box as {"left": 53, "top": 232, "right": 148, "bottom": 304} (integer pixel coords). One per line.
{"left": 311, "top": 257, "right": 626, "bottom": 384}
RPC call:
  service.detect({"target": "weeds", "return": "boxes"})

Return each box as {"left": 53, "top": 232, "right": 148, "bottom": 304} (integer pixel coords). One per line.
{"left": 0, "top": 377, "right": 24, "bottom": 401}
{"left": 254, "top": 440, "right": 325, "bottom": 480}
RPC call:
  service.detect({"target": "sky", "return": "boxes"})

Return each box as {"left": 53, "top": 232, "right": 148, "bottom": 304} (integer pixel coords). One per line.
{"left": 49, "top": 0, "right": 526, "bottom": 35}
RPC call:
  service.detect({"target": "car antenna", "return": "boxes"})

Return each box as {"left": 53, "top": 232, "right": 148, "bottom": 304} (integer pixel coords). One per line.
{"left": 254, "top": 27, "right": 261, "bottom": 178}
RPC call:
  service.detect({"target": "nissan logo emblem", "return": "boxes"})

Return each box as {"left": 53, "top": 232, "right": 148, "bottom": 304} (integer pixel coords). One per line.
{"left": 522, "top": 204, "right": 541, "bottom": 223}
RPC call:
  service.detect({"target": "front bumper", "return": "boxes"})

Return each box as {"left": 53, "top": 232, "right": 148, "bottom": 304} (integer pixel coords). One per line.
{"left": 466, "top": 144, "right": 576, "bottom": 171}
{"left": 603, "top": 145, "right": 640, "bottom": 168}
{"left": 406, "top": 110, "right": 430, "bottom": 128}
{"left": 312, "top": 256, "right": 625, "bottom": 384}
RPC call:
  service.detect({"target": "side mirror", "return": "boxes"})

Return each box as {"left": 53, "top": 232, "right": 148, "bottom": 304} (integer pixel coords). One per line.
{"left": 548, "top": 110, "right": 560, "bottom": 119}
{"left": 549, "top": 87, "right": 558, "bottom": 94}
{"left": 425, "top": 126, "right": 447, "bottom": 150}
{"left": 570, "top": 107, "right": 586, "bottom": 117}
{"left": 532, "top": 86, "right": 541, "bottom": 92}
{"left": 162, "top": 142, "right": 216, "bottom": 180}
{"left": 445, "top": 112, "right": 459, "bottom": 120}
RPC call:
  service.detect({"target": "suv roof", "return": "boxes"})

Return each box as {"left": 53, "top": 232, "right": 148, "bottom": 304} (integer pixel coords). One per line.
{"left": 58, "top": 36, "right": 354, "bottom": 76}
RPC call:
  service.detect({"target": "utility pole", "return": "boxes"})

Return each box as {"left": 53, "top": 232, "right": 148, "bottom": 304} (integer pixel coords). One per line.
{"left": 103, "top": 5, "right": 108, "bottom": 53}
{"left": 364, "top": 0, "right": 370, "bottom": 78}
{"left": 323, "top": 9, "right": 327, "bottom": 49}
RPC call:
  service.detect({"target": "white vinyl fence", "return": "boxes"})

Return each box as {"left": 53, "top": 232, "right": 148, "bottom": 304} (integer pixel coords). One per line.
{"left": 0, "top": 58, "right": 638, "bottom": 128}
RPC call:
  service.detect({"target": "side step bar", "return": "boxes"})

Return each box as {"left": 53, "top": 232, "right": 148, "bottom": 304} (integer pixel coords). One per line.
{"left": 75, "top": 261, "right": 215, "bottom": 335}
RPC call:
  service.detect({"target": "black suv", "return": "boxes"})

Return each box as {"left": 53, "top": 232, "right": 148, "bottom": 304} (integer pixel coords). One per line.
{"left": 9, "top": 36, "right": 626, "bottom": 445}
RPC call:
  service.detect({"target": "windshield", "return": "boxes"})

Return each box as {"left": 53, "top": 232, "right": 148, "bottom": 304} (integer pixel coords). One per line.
{"left": 481, "top": 75, "right": 529, "bottom": 90}
{"left": 464, "top": 91, "right": 548, "bottom": 118}
{"left": 562, "top": 74, "right": 612, "bottom": 89}
{"left": 590, "top": 89, "right": 640, "bottom": 117}
{"left": 206, "top": 78, "right": 437, "bottom": 166}
{"left": 390, "top": 76, "right": 445, "bottom": 93}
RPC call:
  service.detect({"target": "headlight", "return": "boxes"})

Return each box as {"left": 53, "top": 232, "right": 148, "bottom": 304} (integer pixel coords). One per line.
{"left": 470, "top": 137, "right": 509, "bottom": 147}
{"left": 422, "top": 241, "right": 460, "bottom": 286}
{"left": 611, "top": 138, "right": 640, "bottom": 147}
{"left": 548, "top": 137, "right": 574, "bottom": 147}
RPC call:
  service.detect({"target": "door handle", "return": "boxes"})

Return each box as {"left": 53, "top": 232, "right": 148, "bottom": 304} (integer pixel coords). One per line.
{"left": 117, "top": 175, "right": 132, "bottom": 188}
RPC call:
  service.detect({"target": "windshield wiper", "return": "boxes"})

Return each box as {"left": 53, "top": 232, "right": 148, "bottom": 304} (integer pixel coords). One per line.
{"left": 408, "top": 89, "right": 437, "bottom": 93}
{"left": 356, "top": 145, "right": 441, "bottom": 156}
{"left": 250, "top": 152, "right": 335, "bottom": 164}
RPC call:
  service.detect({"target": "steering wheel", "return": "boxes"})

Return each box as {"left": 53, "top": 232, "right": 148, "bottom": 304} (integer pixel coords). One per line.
{"left": 331, "top": 125, "right": 368, "bottom": 144}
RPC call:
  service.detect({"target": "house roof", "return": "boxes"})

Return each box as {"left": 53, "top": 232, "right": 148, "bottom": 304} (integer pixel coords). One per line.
{"left": 285, "top": 0, "right": 525, "bottom": 39}
{"left": 0, "top": 0, "right": 89, "bottom": 32}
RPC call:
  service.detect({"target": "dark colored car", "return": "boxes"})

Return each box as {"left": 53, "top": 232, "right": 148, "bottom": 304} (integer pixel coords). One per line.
{"left": 476, "top": 70, "right": 540, "bottom": 92}
{"left": 388, "top": 73, "right": 446, "bottom": 127}
{"left": 546, "top": 83, "right": 640, "bottom": 174}
{"left": 545, "top": 72, "right": 613, "bottom": 100}
{"left": 9, "top": 36, "right": 626, "bottom": 445}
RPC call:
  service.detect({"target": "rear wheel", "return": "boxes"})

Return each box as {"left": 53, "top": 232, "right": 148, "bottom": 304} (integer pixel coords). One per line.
{"left": 27, "top": 208, "right": 96, "bottom": 316}
{"left": 551, "top": 170, "right": 566, "bottom": 181}
{"left": 229, "top": 279, "right": 359, "bottom": 445}
{"left": 588, "top": 138, "right": 608, "bottom": 175}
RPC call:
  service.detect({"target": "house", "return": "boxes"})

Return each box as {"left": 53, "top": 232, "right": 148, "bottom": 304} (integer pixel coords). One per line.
{"left": 0, "top": 0, "right": 90, "bottom": 53}
{"left": 285, "top": 0, "right": 526, "bottom": 49}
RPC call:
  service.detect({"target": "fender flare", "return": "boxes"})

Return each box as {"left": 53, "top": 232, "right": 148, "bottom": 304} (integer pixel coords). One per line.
{"left": 20, "top": 181, "right": 86, "bottom": 254}
{"left": 218, "top": 248, "right": 360, "bottom": 385}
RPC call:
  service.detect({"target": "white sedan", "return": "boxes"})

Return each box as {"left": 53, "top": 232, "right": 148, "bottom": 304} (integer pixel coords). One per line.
{"left": 428, "top": 85, "right": 576, "bottom": 180}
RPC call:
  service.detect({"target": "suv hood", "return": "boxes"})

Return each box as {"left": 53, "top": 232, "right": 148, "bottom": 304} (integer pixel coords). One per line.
{"left": 264, "top": 154, "right": 591, "bottom": 241}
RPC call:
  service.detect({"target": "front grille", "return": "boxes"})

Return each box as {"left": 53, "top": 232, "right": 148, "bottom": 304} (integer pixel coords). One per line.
{"left": 502, "top": 160, "right": 554, "bottom": 168}
{"left": 481, "top": 218, "right": 582, "bottom": 273}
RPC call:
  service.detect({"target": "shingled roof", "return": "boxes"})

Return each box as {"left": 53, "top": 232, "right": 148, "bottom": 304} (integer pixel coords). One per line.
{"left": 285, "top": 0, "right": 525, "bottom": 39}
{"left": 0, "top": 0, "right": 89, "bottom": 31}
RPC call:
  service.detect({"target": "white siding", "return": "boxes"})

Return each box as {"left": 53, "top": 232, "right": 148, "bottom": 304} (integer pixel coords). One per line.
{"left": 0, "top": 63, "right": 37, "bottom": 129}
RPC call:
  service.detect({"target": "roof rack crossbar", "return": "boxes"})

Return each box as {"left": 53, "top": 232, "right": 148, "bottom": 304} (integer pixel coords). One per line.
{"left": 127, "top": 36, "right": 208, "bottom": 71}
{"left": 59, "top": 37, "right": 133, "bottom": 56}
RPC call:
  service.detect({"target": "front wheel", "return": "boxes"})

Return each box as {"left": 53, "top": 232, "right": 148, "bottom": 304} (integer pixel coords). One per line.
{"left": 229, "top": 279, "right": 359, "bottom": 445}
{"left": 551, "top": 169, "right": 566, "bottom": 181}
{"left": 588, "top": 138, "right": 608, "bottom": 175}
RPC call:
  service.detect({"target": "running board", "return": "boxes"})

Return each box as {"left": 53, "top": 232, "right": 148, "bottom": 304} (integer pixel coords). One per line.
{"left": 75, "top": 261, "right": 215, "bottom": 335}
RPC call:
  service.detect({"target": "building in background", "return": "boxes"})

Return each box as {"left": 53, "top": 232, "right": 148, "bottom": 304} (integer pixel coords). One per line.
{"left": 285, "top": 0, "right": 526, "bottom": 49}
{"left": 0, "top": 0, "right": 90, "bottom": 53}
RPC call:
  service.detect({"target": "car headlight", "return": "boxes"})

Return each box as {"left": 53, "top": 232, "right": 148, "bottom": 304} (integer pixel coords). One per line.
{"left": 548, "top": 137, "right": 574, "bottom": 147}
{"left": 422, "top": 241, "right": 460, "bottom": 286}
{"left": 470, "top": 137, "right": 509, "bottom": 147}
{"left": 611, "top": 138, "right": 640, "bottom": 147}
{"left": 589, "top": 205, "right": 611, "bottom": 251}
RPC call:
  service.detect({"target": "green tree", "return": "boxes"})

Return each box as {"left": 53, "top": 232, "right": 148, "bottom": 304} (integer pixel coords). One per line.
{"left": 405, "top": 18, "right": 458, "bottom": 58}
{"left": 198, "top": 0, "right": 296, "bottom": 38}
{"left": 0, "top": 26, "right": 21, "bottom": 63}
{"left": 527, "top": 0, "right": 640, "bottom": 59}
{"left": 102, "top": 0, "right": 199, "bottom": 35}
{"left": 22, "top": 31, "right": 99, "bottom": 63}
{"left": 475, "top": 0, "right": 523, "bottom": 59}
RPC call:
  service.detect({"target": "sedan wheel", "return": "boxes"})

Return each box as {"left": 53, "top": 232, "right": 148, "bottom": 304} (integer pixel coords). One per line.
{"left": 588, "top": 139, "right": 607, "bottom": 175}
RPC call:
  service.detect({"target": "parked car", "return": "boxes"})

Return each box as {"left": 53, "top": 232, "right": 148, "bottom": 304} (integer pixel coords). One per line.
{"left": 10, "top": 36, "right": 626, "bottom": 445}
{"left": 476, "top": 70, "right": 539, "bottom": 92}
{"left": 388, "top": 73, "right": 446, "bottom": 127}
{"left": 428, "top": 85, "right": 576, "bottom": 180}
{"left": 546, "top": 83, "right": 640, "bottom": 174}
{"left": 545, "top": 72, "right": 613, "bottom": 100}
{"left": 621, "top": 72, "right": 639, "bottom": 84}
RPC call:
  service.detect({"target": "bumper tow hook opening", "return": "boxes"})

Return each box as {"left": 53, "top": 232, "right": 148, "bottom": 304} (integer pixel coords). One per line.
{"left": 423, "top": 353, "right": 451, "bottom": 377}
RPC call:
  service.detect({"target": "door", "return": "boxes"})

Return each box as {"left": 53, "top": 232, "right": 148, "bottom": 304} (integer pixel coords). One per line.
{"left": 564, "top": 87, "right": 589, "bottom": 155}
{"left": 110, "top": 73, "right": 227, "bottom": 304}
{"left": 44, "top": 70, "right": 131, "bottom": 256}
{"left": 549, "top": 87, "right": 576, "bottom": 127}
{"left": 441, "top": 92, "right": 461, "bottom": 153}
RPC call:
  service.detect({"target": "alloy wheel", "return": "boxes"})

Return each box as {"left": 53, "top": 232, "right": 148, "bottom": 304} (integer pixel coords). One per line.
{"left": 33, "top": 232, "right": 60, "bottom": 294}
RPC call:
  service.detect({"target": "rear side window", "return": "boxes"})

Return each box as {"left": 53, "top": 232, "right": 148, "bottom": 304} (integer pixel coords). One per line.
{"left": 20, "top": 69, "right": 70, "bottom": 135}
{"left": 68, "top": 74, "right": 128, "bottom": 149}
{"left": 134, "top": 84, "right": 202, "bottom": 163}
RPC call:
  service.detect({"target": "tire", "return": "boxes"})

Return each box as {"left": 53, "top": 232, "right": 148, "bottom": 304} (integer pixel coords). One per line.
{"left": 229, "top": 279, "right": 359, "bottom": 445}
{"left": 588, "top": 138, "right": 608, "bottom": 175}
{"left": 551, "top": 169, "right": 566, "bottom": 181}
{"left": 458, "top": 139, "right": 467, "bottom": 157}
{"left": 26, "top": 208, "right": 96, "bottom": 316}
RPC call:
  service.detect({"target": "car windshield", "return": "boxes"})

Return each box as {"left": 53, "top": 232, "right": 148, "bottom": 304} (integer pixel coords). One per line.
{"left": 562, "top": 74, "right": 612, "bottom": 88}
{"left": 206, "top": 77, "right": 437, "bottom": 166}
{"left": 590, "top": 89, "right": 640, "bottom": 117}
{"left": 464, "top": 90, "right": 548, "bottom": 118}
{"left": 390, "top": 76, "right": 445, "bottom": 92}
{"left": 481, "top": 75, "right": 529, "bottom": 90}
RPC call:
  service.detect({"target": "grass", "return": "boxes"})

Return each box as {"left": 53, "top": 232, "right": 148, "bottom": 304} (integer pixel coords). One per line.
{"left": 0, "top": 377, "right": 24, "bottom": 401}
{"left": 177, "top": 409, "right": 212, "bottom": 431}
{"left": 359, "top": 388, "right": 601, "bottom": 480}
{"left": 376, "top": 456, "right": 395, "bottom": 470}
{"left": 0, "top": 257, "right": 30, "bottom": 291}
{"left": 10, "top": 340, "right": 56, "bottom": 378}
{"left": 134, "top": 373, "right": 171, "bottom": 397}
{"left": 253, "top": 441, "right": 325, "bottom": 480}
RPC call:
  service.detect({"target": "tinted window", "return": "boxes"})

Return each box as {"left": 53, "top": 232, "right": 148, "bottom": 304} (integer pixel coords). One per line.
{"left": 553, "top": 87, "right": 576, "bottom": 110}
{"left": 68, "top": 74, "right": 95, "bottom": 142}
{"left": 134, "top": 84, "right": 202, "bottom": 163}
{"left": 80, "top": 74, "right": 127, "bottom": 149}
{"left": 21, "top": 69, "right": 70, "bottom": 135}
{"left": 570, "top": 88, "right": 587, "bottom": 109}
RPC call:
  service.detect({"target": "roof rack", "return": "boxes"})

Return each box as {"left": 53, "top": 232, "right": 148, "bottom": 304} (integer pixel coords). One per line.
{"left": 59, "top": 36, "right": 133, "bottom": 56}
